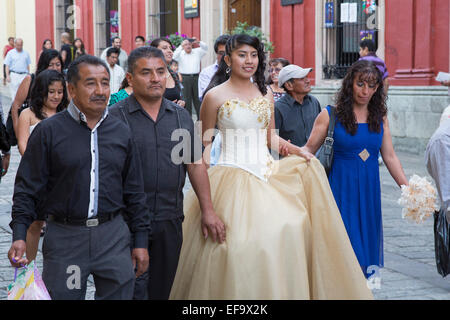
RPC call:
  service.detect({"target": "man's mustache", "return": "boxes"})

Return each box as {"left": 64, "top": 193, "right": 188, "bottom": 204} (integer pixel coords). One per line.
{"left": 90, "top": 95, "right": 107, "bottom": 102}
{"left": 148, "top": 83, "right": 163, "bottom": 89}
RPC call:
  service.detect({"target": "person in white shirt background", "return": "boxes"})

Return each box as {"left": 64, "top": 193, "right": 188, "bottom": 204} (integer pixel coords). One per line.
{"left": 173, "top": 37, "right": 208, "bottom": 118}
{"left": 101, "top": 37, "right": 128, "bottom": 72}
{"left": 4, "top": 38, "right": 31, "bottom": 100}
{"left": 440, "top": 77, "right": 450, "bottom": 121}
{"left": 106, "top": 47, "right": 125, "bottom": 95}
{"left": 135, "top": 35, "right": 146, "bottom": 49}
{"left": 198, "top": 35, "right": 230, "bottom": 101}
{"left": 441, "top": 79, "right": 450, "bottom": 106}
{"left": 425, "top": 108, "right": 450, "bottom": 224}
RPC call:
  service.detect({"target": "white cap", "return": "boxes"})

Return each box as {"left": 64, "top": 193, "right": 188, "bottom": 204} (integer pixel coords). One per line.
{"left": 278, "top": 65, "right": 313, "bottom": 88}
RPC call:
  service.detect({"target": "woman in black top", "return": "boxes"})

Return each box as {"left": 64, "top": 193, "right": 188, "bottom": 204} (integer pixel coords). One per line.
{"left": 150, "top": 38, "right": 185, "bottom": 107}
{"left": 164, "top": 81, "right": 182, "bottom": 102}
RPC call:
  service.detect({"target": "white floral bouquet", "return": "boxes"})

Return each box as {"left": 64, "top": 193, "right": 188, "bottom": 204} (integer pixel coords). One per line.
{"left": 397, "top": 175, "right": 438, "bottom": 224}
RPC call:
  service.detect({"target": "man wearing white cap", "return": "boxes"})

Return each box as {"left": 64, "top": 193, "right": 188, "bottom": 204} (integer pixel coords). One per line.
{"left": 274, "top": 64, "right": 321, "bottom": 148}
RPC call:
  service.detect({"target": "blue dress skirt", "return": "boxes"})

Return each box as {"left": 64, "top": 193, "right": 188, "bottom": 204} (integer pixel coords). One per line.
{"left": 326, "top": 106, "right": 384, "bottom": 278}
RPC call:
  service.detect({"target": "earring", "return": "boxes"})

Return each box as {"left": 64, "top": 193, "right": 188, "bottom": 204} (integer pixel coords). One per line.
{"left": 226, "top": 66, "right": 231, "bottom": 74}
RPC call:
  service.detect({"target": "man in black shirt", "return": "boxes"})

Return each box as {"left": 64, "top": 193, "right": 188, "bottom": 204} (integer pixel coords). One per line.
{"left": 8, "top": 55, "right": 150, "bottom": 300}
{"left": 275, "top": 64, "right": 322, "bottom": 148}
{"left": 110, "top": 47, "right": 224, "bottom": 300}
{"left": 60, "top": 32, "right": 74, "bottom": 73}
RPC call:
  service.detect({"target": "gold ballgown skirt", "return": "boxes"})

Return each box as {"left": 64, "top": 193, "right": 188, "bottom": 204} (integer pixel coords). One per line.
{"left": 169, "top": 98, "right": 373, "bottom": 300}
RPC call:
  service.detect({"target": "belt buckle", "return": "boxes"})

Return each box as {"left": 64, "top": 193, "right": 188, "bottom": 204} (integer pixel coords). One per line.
{"left": 86, "top": 218, "right": 99, "bottom": 227}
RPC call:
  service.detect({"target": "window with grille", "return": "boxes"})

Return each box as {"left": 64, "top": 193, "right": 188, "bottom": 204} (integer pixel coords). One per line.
{"left": 147, "top": 0, "right": 179, "bottom": 40}
{"left": 322, "top": 0, "right": 378, "bottom": 79}
{"left": 94, "top": 0, "right": 119, "bottom": 57}
{"left": 54, "top": 0, "right": 75, "bottom": 50}
{"left": 159, "top": 0, "right": 178, "bottom": 37}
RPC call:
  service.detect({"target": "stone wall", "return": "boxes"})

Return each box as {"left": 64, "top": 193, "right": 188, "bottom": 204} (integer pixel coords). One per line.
{"left": 311, "top": 86, "right": 450, "bottom": 155}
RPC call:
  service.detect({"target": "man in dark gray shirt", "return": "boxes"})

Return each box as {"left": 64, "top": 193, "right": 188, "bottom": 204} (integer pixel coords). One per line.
{"left": 275, "top": 64, "right": 321, "bottom": 148}
{"left": 8, "top": 55, "right": 150, "bottom": 300}
{"left": 109, "top": 47, "right": 225, "bottom": 300}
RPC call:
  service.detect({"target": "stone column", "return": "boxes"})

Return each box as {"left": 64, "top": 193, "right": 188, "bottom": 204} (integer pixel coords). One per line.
{"left": 120, "top": 0, "right": 146, "bottom": 54}
{"left": 16, "top": 0, "right": 36, "bottom": 70}
{"left": 200, "top": 0, "right": 222, "bottom": 67}
{"left": 75, "top": 0, "right": 94, "bottom": 54}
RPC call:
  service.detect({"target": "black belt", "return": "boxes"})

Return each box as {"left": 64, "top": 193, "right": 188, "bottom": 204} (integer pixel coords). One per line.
{"left": 47, "top": 212, "right": 119, "bottom": 227}
{"left": 10, "top": 71, "right": 27, "bottom": 75}
{"left": 180, "top": 73, "right": 199, "bottom": 77}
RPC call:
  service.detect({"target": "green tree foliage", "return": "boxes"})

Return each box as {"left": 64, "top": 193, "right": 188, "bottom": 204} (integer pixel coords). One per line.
{"left": 229, "top": 21, "right": 274, "bottom": 53}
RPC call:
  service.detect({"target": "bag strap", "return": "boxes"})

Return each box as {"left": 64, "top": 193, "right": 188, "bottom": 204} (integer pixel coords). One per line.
{"left": 26, "top": 74, "right": 35, "bottom": 100}
{"left": 19, "top": 73, "right": 35, "bottom": 111}
{"left": 325, "top": 106, "right": 336, "bottom": 144}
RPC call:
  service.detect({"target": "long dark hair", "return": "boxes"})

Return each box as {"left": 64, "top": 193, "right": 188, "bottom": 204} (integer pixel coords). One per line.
{"left": 42, "top": 39, "right": 53, "bottom": 51}
{"left": 336, "top": 59, "right": 387, "bottom": 135}
{"left": 30, "top": 70, "right": 68, "bottom": 120}
{"left": 119, "top": 77, "right": 129, "bottom": 90}
{"left": 74, "top": 38, "right": 86, "bottom": 55}
{"left": 203, "top": 34, "right": 267, "bottom": 99}
{"left": 150, "top": 37, "right": 175, "bottom": 50}
{"left": 149, "top": 38, "right": 181, "bottom": 91}
{"left": 36, "top": 49, "right": 63, "bottom": 75}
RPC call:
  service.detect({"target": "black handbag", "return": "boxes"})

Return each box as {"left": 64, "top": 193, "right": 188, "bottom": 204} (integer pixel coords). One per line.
{"left": 6, "top": 105, "right": 26, "bottom": 147}
{"left": 0, "top": 120, "right": 10, "bottom": 152}
{"left": 6, "top": 74, "right": 34, "bottom": 146}
{"left": 434, "top": 208, "right": 450, "bottom": 277}
{"left": 316, "top": 105, "right": 336, "bottom": 176}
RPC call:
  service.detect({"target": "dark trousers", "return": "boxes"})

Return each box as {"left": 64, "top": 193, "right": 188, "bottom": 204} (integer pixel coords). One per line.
{"left": 42, "top": 214, "right": 135, "bottom": 300}
{"left": 133, "top": 217, "right": 183, "bottom": 300}
{"left": 181, "top": 74, "right": 201, "bottom": 117}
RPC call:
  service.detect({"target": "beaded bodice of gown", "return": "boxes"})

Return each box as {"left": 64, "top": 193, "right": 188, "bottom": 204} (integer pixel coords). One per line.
{"left": 215, "top": 97, "right": 275, "bottom": 181}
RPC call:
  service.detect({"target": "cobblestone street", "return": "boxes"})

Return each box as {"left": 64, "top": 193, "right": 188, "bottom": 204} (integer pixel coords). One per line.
{"left": 1, "top": 84, "right": 449, "bottom": 300}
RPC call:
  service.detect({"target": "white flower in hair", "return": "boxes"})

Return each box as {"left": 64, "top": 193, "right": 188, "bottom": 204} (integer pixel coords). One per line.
{"left": 398, "top": 175, "right": 438, "bottom": 224}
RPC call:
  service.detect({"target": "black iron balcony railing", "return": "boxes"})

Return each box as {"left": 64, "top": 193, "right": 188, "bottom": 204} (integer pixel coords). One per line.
{"left": 323, "top": 0, "right": 379, "bottom": 79}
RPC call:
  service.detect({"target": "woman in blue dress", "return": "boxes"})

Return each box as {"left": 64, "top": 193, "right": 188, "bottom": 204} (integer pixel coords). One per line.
{"left": 302, "top": 60, "right": 408, "bottom": 277}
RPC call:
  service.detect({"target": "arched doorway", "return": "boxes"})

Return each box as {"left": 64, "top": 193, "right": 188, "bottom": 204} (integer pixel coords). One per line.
{"left": 228, "top": 0, "right": 261, "bottom": 30}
